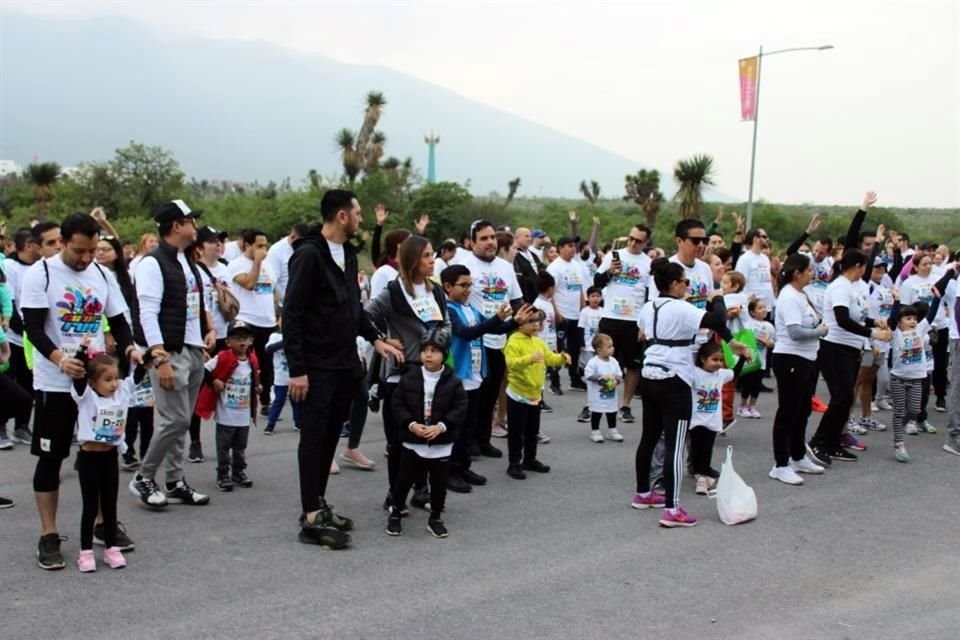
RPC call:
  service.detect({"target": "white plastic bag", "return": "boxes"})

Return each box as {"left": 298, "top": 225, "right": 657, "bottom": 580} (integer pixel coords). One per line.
{"left": 715, "top": 446, "right": 757, "bottom": 525}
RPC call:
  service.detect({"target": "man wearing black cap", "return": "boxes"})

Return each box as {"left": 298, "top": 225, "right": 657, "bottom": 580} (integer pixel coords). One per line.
{"left": 283, "top": 189, "right": 403, "bottom": 549}
{"left": 130, "top": 200, "right": 216, "bottom": 510}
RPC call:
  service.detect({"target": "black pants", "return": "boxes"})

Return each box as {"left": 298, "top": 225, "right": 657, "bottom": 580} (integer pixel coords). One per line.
{"left": 381, "top": 381, "right": 402, "bottom": 493}
{"left": 636, "top": 376, "right": 692, "bottom": 509}
{"left": 772, "top": 354, "right": 817, "bottom": 466}
{"left": 347, "top": 378, "right": 368, "bottom": 449}
{"left": 506, "top": 397, "right": 541, "bottom": 465}
{"left": 590, "top": 412, "right": 617, "bottom": 431}
{"left": 298, "top": 367, "right": 361, "bottom": 513}
{"left": 932, "top": 328, "right": 949, "bottom": 402}
{"left": 391, "top": 447, "right": 448, "bottom": 517}
{"left": 561, "top": 318, "right": 584, "bottom": 383}
{"left": 688, "top": 426, "right": 719, "bottom": 478}
{"left": 77, "top": 448, "right": 119, "bottom": 550}
{"left": 216, "top": 424, "right": 249, "bottom": 477}
{"left": 918, "top": 373, "right": 931, "bottom": 422}
{"left": 125, "top": 407, "right": 154, "bottom": 459}
{"left": 739, "top": 370, "right": 764, "bottom": 400}
{"left": 477, "top": 348, "right": 506, "bottom": 446}
{"left": 811, "top": 341, "right": 861, "bottom": 451}
{"left": 249, "top": 324, "right": 278, "bottom": 408}
{"left": 0, "top": 372, "right": 32, "bottom": 425}
{"left": 451, "top": 388, "right": 480, "bottom": 474}
{"left": 4, "top": 343, "right": 33, "bottom": 429}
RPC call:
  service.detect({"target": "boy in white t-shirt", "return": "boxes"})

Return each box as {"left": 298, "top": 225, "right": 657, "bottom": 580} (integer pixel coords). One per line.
{"left": 264, "top": 321, "right": 301, "bottom": 435}
{"left": 533, "top": 272, "right": 561, "bottom": 409}
{"left": 576, "top": 287, "right": 605, "bottom": 423}
{"left": 583, "top": 333, "right": 624, "bottom": 443}
{"left": 200, "top": 322, "right": 261, "bottom": 492}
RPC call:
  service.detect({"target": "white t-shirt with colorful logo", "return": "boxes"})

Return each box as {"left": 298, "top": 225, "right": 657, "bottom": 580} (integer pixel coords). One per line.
{"left": 452, "top": 253, "right": 522, "bottom": 350}
{"left": 72, "top": 377, "right": 135, "bottom": 450}
{"left": 692, "top": 367, "right": 735, "bottom": 432}
{"left": 803, "top": 255, "right": 834, "bottom": 315}
{"left": 647, "top": 255, "right": 715, "bottom": 310}
{"left": 19, "top": 255, "right": 127, "bottom": 393}
{"left": 200, "top": 261, "right": 230, "bottom": 340}
{"left": 533, "top": 296, "right": 558, "bottom": 352}
{"left": 584, "top": 355, "right": 623, "bottom": 414}
{"left": 546, "top": 257, "right": 584, "bottom": 320}
{"left": 595, "top": 250, "right": 651, "bottom": 322}
{"left": 227, "top": 256, "right": 276, "bottom": 328}
{"left": 578, "top": 306, "right": 604, "bottom": 353}
{"left": 891, "top": 319, "right": 930, "bottom": 380}
{"left": 205, "top": 356, "right": 253, "bottom": 427}
{"left": 267, "top": 331, "right": 289, "bottom": 387}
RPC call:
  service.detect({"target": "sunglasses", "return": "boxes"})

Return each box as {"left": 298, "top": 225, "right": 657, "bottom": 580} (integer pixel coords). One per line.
{"left": 627, "top": 236, "right": 645, "bottom": 243}
{"left": 683, "top": 236, "right": 708, "bottom": 245}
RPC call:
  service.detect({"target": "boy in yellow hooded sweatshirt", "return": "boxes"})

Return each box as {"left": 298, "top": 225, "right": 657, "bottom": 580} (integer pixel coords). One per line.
{"left": 503, "top": 310, "right": 571, "bottom": 479}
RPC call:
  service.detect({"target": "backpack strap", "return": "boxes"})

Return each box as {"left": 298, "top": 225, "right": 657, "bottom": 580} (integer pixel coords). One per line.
{"left": 648, "top": 299, "right": 695, "bottom": 348}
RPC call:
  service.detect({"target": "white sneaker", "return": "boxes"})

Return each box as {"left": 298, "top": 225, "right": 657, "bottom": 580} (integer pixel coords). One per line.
{"left": 768, "top": 465, "right": 804, "bottom": 485}
{"left": 590, "top": 431, "right": 604, "bottom": 443}
{"left": 905, "top": 420, "right": 919, "bottom": 435}
{"left": 920, "top": 420, "right": 937, "bottom": 434}
{"left": 790, "top": 456, "right": 825, "bottom": 474}
{"left": 536, "top": 431, "right": 551, "bottom": 444}
{"left": 870, "top": 401, "right": 879, "bottom": 412}
{"left": 860, "top": 417, "right": 887, "bottom": 432}
{"left": 605, "top": 428, "right": 624, "bottom": 442}
{"left": 737, "top": 407, "right": 752, "bottom": 418}
{"left": 695, "top": 475, "right": 715, "bottom": 495}
{"left": 875, "top": 398, "right": 893, "bottom": 411}
{"left": 847, "top": 419, "right": 867, "bottom": 435}
{"left": 749, "top": 407, "right": 763, "bottom": 419}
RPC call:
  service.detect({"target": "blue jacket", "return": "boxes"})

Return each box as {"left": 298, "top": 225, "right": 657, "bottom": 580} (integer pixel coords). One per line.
{"left": 446, "top": 300, "right": 515, "bottom": 381}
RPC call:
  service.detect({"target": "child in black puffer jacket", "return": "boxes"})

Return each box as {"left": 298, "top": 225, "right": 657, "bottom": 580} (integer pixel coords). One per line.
{"left": 387, "top": 329, "right": 467, "bottom": 538}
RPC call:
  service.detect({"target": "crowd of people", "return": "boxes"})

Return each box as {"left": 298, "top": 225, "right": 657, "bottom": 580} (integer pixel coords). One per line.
{"left": 0, "top": 188, "right": 957, "bottom": 568}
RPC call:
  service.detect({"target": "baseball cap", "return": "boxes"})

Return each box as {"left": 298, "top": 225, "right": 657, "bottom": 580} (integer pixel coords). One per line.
{"left": 419, "top": 328, "right": 450, "bottom": 358}
{"left": 197, "top": 226, "right": 228, "bottom": 244}
{"left": 154, "top": 199, "right": 202, "bottom": 226}
{"left": 227, "top": 320, "right": 253, "bottom": 338}
{"left": 873, "top": 257, "right": 887, "bottom": 269}
{"left": 531, "top": 229, "right": 546, "bottom": 239}
{"left": 556, "top": 236, "right": 578, "bottom": 248}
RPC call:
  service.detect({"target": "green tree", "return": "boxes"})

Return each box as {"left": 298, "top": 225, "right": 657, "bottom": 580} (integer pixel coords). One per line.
{"left": 624, "top": 169, "right": 664, "bottom": 228}
{"left": 26, "top": 162, "right": 61, "bottom": 215}
{"left": 409, "top": 181, "right": 473, "bottom": 242}
{"left": 504, "top": 178, "right": 521, "bottom": 208}
{"left": 673, "top": 154, "right": 715, "bottom": 219}
{"left": 579, "top": 180, "right": 600, "bottom": 204}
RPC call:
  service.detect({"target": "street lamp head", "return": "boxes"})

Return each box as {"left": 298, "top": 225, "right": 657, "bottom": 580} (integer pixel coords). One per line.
{"left": 818, "top": 45, "right": 835, "bottom": 50}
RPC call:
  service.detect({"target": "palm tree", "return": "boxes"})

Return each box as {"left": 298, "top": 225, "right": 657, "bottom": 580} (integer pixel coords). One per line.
{"left": 357, "top": 91, "right": 387, "bottom": 165}
{"left": 504, "top": 178, "right": 521, "bottom": 208}
{"left": 26, "top": 162, "right": 61, "bottom": 215}
{"left": 335, "top": 128, "right": 361, "bottom": 183}
{"left": 624, "top": 169, "right": 664, "bottom": 228}
{"left": 365, "top": 131, "right": 387, "bottom": 173}
{"left": 673, "top": 154, "right": 715, "bottom": 219}
{"left": 579, "top": 179, "right": 601, "bottom": 204}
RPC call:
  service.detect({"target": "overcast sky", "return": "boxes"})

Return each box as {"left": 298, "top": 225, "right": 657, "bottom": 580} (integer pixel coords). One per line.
{"left": 5, "top": 0, "right": 959, "bottom": 207}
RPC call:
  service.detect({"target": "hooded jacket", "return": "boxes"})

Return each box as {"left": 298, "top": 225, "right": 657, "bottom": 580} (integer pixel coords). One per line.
{"left": 390, "top": 365, "right": 466, "bottom": 447}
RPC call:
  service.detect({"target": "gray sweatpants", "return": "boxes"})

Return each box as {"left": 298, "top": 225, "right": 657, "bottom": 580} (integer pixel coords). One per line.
{"left": 139, "top": 347, "right": 205, "bottom": 485}
{"left": 946, "top": 339, "right": 960, "bottom": 440}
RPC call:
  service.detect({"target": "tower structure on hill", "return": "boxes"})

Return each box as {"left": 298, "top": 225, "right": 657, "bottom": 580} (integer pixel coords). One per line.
{"left": 425, "top": 131, "right": 439, "bottom": 184}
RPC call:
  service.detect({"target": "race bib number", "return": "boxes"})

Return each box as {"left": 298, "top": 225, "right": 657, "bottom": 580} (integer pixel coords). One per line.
{"left": 411, "top": 295, "right": 443, "bottom": 323}
{"left": 93, "top": 406, "right": 127, "bottom": 444}
{"left": 470, "top": 341, "right": 483, "bottom": 373}
{"left": 225, "top": 379, "right": 251, "bottom": 410}
{"left": 610, "top": 296, "right": 635, "bottom": 318}
{"left": 133, "top": 378, "right": 154, "bottom": 408}
{"left": 186, "top": 291, "right": 201, "bottom": 321}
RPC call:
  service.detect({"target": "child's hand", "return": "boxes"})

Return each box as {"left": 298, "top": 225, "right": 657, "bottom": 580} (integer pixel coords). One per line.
{"left": 728, "top": 306, "right": 741, "bottom": 317}
{"left": 422, "top": 425, "right": 443, "bottom": 441}
{"left": 561, "top": 352, "right": 572, "bottom": 366}
{"left": 80, "top": 335, "right": 93, "bottom": 348}
{"left": 212, "top": 380, "right": 225, "bottom": 393}
{"left": 530, "top": 351, "right": 545, "bottom": 363}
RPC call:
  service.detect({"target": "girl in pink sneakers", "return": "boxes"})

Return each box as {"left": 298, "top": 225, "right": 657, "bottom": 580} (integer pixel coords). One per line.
{"left": 71, "top": 338, "right": 149, "bottom": 572}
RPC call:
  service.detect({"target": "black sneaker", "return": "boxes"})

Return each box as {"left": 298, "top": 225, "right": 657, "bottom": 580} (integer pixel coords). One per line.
{"left": 461, "top": 468, "right": 487, "bottom": 486}
{"left": 164, "top": 480, "right": 210, "bottom": 505}
{"left": 829, "top": 447, "right": 858, "bottom": 462}
{"left": 187, "top": 442, "right": 204, "bottom": 463}
{"left": 569, "top": 380, "right": 587, "bottom": 392}
{"left": 293, "top": 423, "right": 302, "bottom": 432}
{"left": 121, "top": 453, "right": 139, "bottom": 471}
{"left": 577, "top": 407, "right": 591, "bottom": 423}
{"left": 386, "top": 508, "right": 403, "bottom": 536}
{"left": 447, "top": 474, "right": 472, "bottom": 493}
{"left": 129, "top": 475, "right": 169, "bottom": 508}
{"left": 410, "top": 487, "right": 431, "bottom": 511}
{"left": 540, "top": 401, "right": 553, "bottom": 414}
{"left": 0, "top": 496, "right": 13, "bottom": 509}
{"left": 806, "top": 443, "right": 832, "bottom": 467}
{"left": 935, "top": 398, "right": 946, "bottom": 412}
{"left": 522, "top": 459, "right": 551, "bottom": 473}
{"left": 427, "top": 517, "right": 449, "bottom": 538}
{"left": 300, "top": 512, "right": 352, "bottom": 549}
{"left": 264, "top": 424, "right": 275, "bottom": 436}
{"left": 382, "top": 493, "right": 410, "bottom": 516}
{"left": 37, "top": 533, "right": 66, "bottom": 570}
{"left": 93, "top": 521, "right": 135, "bottom": 551}
{"left": 478, "top": 443, "right": 503, "bottom": 458}
{"left": 317, "top": 500, "right": 354, "bottom": 531}
{"left": 260, "top": 406, "right": 270, "bottom": 417}
{"left": 619, "top": 407, "right": 636, "bottom": 423}
{"left": 550, "top": 383, "right": 564, "bottom": 396}
{"left": 231, "top": 471, "right": 253, "bottom": 488}
{"left": 507, "top": 464, "right": 527, "bottom": 480}
{"left": 217, "top": 476, "right": 233, "bottom": 492}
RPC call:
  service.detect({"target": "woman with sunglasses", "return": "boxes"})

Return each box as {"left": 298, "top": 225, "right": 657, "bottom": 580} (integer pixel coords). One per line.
{"left": 632, "top": 258, "right": 749, "bottom": 527}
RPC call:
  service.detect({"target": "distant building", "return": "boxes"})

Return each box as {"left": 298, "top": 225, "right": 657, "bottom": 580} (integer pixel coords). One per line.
{"left": 0, "top": 159, "right": 22, "bottom": 177}
{"left": 60, "top": 166, "right": 82, "bottom": 179}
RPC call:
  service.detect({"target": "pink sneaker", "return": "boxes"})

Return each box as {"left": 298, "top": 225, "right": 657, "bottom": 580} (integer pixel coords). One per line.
{"left": 840, "top": 432, "right": 867, "bottom": 451}
{"left": 658, "top": 506, "right": 698, "bottom": 528}
{"left": 340, "top": 448, "right": 376, "bottom": 470}
{"left": 77, "top": 549, "right": 96, "bottom": 572}
{"left": 103, "top": 546, "right": 126, "bottom": 569}
{"left": 631, "top": 492, "right": 666, "bottom": 510}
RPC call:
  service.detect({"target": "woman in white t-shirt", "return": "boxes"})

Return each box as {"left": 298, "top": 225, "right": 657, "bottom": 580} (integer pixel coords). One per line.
{"left": 631, "top": 258, "right": 748, "bottom": 528}
{"left": 370, "top": 229, "right": 411, "bottom": 299}
{"left": 770, "top": 254, "right": 830, "bottom": 484}
{"left": 809, "top": 249, "right": 892, "bottom": 465}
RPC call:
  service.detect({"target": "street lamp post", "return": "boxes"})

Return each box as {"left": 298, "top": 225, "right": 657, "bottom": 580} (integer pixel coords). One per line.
{"left": 745, "top": 44, "right": 834, "bottom": 230}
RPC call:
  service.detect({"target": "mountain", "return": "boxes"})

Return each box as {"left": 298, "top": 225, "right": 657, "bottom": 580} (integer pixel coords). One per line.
{"left": 0, "top": 13, "right": 726, "bottom": 201}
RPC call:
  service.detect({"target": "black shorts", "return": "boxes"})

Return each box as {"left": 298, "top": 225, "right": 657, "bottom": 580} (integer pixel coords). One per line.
{"left": 599, "top": 318, "right": 644, "bottom": 369}
{"left": 31, "top": 391, "right": 79, "bottom": 460}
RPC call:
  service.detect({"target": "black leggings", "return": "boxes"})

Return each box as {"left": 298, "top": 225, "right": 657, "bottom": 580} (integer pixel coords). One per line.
{"left": 739, "top": 370, "right": 764, "bottom": 400}
{"left": 688, "top": 426, "right": 719, "bottom": 478}
{"left": 932, "top": 328, "right": 949, "bottom": 402}
{"left": 347, "top": 379, "right": 368, "bottom": 450}
{"left": 0, "top": 371, "right": 32, "bottom": 425}
{"left": 477, "top": 348, "right": 506, "bottom": 445}
{"left": 918, "top": 373, "right": 931, "bottom": 422}
{"left": 590, "top": 412, "right": 617, "bottom": 431}
{"left": 451, "top": 388, "right": 480, "bottom": 474}
{"left": 391, "top": 447, "right": 448, "bottom": 517}
{"left": 126, "top": 407, "right": 154, "bottom": 459}
{"left": 4, "top": 343, "right": 33, "bottom": 429}
{"left": 772, "top": 354, "right": 817, "bottom": 466}
{"left": 811, "top": 341, "right": 861, "bottom": 451}
{"left": 249, "top": 324, "right": 278, "bottom": 408}
{"left": 636, "top": 376, "right": 692, "bottom": 509}
{"left": 77, "top": 448, "right": 119, "bottom": 550}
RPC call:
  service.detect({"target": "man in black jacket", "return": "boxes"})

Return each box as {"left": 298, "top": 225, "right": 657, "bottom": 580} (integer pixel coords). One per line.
{"left": 284, "top": 189, "right": 403, "bottom": 550}
{"left": 513, "top": 227, "right": 543, "bottom": 303}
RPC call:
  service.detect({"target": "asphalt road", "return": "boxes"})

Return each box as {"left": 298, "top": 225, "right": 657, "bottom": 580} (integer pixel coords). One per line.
{"left": 1, "top": 379, "right": 957, "bottom": 640}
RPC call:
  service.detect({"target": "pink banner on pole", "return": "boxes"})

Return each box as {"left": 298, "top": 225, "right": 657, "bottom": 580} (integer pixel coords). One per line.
{"left": 739, "top": 57, "right": 758, "bottom": 121}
